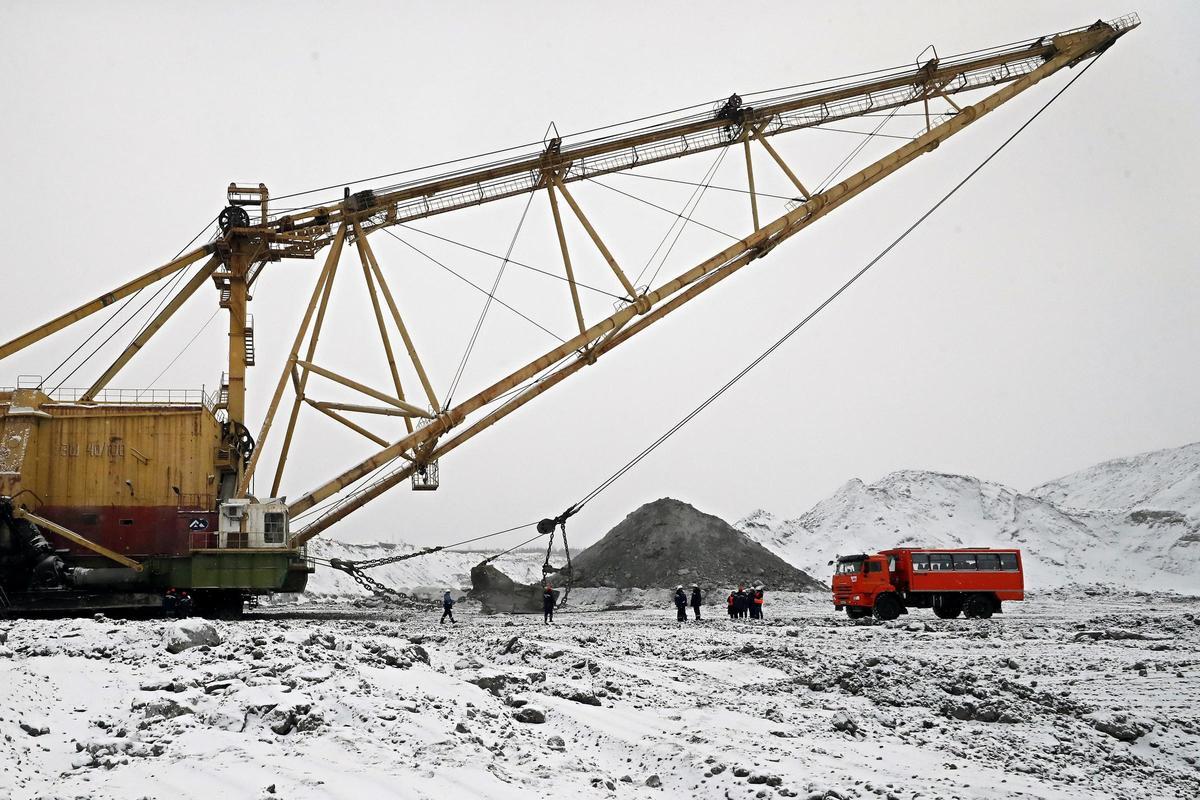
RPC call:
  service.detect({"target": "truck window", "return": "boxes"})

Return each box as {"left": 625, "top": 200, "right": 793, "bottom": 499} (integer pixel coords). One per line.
{"left": 952, "top": 553, "right": 977, "bottom": 570}
{"left": 866, "top": 561, "right": 882, "bottom": 573}
{"left": 887, "top": 556, "right": 897, "bottom": 572}
{"left": 998, "top": 552, "right": 1019, "bottom": 571}
{"left": 928, "top": 553, "right": 953, "bottom": 571}
{"left": 836, "top": 560, "right": 863, "bottom": 575}
{"left": 911, "top": 554, "right": 929, "bottom": 571}
{"left": 976, "top": 553, "right": 1000, "bottom": 570}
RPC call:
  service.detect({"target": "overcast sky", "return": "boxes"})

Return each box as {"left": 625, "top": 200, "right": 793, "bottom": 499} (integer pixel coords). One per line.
{"left": 1, "top": 1, "right": 1196, "bottom": 552}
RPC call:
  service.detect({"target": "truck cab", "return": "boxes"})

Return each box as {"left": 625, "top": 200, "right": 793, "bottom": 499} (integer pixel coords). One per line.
{"left": 831, "top": 553, "right": 897, "bottom": 619}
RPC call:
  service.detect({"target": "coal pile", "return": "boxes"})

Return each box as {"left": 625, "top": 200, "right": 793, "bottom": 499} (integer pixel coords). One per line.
{"left": 570, "top": 498, "right": 824, "bottom": 590}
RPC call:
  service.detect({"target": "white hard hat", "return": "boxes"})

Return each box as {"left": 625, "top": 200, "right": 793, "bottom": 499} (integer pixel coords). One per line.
{"left": 677, "top": 585, "right": 684, "bottom": 589}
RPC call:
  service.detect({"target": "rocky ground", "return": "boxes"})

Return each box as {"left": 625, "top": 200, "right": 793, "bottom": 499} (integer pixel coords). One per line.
{"left": 1, "top": 592, "right": 1198, "bottom": 800}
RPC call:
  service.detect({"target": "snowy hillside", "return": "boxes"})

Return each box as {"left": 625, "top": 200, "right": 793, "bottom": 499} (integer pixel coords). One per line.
{"left": 1029, "top": 441, "right": 1200, "bottom": 518}
{"left": 302, "top": 539, "right": 545, "bottom": 599}
{"left": 738, "top": 443, "right": 1200, "bottom": 593}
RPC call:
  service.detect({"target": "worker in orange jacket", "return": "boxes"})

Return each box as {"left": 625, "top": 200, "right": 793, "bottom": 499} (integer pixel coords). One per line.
{"left": 726, "top": 590, "right": 736, "bottom": 618}
{"left": 752, "top": 587, "right": 765, "bottom": 620}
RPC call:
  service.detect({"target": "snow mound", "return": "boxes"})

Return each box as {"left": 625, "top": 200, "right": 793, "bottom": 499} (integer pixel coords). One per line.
{"left": 572, "top": 498, "right": 824, "bottom": 590}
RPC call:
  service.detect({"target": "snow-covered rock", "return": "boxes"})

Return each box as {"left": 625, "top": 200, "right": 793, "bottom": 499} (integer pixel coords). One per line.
{"left": 164, "top": 619, "right": 222, "bottom": 653}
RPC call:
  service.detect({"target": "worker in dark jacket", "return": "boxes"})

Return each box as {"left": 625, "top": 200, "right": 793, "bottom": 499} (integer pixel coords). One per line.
{"left": 673, "top": 586, "right": 688, "bottom": 622}
{"left": 752, "top": 587, "right": 765, "bottom": 620}
{"left": 440, "top": 589, "right": 456, "bottom": 625}
{"left": 543, "top": 585, "right": 556, "bottom": 624}
{"left": 175, "top": 590, "right": 193, "bottom": 619}
{"left": 726, "top": 589, "right": 736, "bottom": 619}
{"left": 162, "top": 588, "right": 178, "bottom": 617}
{"left": 734, "top": 585, "right": 748, "bottom": 618}
{"left": 689, "top": 584, "right": 702, "bottom": 620}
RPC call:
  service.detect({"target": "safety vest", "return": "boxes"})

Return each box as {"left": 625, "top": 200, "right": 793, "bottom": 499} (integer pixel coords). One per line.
{"left": 754, "top": 593, "right": 764, "bottom": 605}
{"left": 727, "top": 595, "right": 735, "bottom": 606}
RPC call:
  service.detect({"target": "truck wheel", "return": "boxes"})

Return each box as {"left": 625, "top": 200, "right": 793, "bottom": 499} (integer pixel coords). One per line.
{"left": 872, "top": 594, "right": 901, "bottom": 621}
{"left": 963, "top": 594, "right": 994, "bottom": 620}
{"left": 846, "top": 606, "right": 870, "bottom": 619}
{"left": 933, "top": 595, "right": 962, "bottom": 619}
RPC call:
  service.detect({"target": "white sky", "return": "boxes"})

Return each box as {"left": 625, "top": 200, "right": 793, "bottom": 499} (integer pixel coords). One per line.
{"left": 1, "top": 1, "right": 1196, "bottom": 551}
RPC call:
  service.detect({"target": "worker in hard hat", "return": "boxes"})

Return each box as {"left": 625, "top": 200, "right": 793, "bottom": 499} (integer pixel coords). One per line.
{"left": 752, "top": 586, "right": 766, "bottom": 620}
{"left": 162, "top": 587, "right": 177, "bottom": 617}
{"left": 673, "top": 586, "right": 688, "bottom": 622}
{"left": 440, "top": 588, "right": 456, "bottom": 625}
{"left": 175, "top": 590, "right": 193, "bottom": 618}
{"left": 689, "top": 584, "right": 702, "bottom": 620}
{"left": 543, "top": 585, "right": 556, "bottom": 624}
{"left": 734, "top": 585, "right": 749, "bottom": 618}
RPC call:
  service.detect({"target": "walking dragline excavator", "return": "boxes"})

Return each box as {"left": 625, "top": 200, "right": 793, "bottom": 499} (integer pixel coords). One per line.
{"left": 0, "top": 15, "right": 1138, "bottom": 615}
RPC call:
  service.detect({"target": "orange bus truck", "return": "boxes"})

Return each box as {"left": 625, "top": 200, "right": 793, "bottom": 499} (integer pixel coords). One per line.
{"left": 831, "top": 548, "right": 1024, "bottom": 621}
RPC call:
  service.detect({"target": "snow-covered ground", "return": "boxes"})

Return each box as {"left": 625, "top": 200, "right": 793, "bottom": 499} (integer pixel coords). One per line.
{"left": 3, "top": 592, "right": 1198, "bottom": 800}
{"left": 738, "top": 442, "right": 1200, "bottom": 593}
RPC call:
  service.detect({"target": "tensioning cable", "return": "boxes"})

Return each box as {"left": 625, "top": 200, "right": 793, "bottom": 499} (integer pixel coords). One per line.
{"left": 314, "top": 51, "right": 1104, "bottom": 599}
{"left": 539, "top": 50, "right": 1105, "bottom": 531}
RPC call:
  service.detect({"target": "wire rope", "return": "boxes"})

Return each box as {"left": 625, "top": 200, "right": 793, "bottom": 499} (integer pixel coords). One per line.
{"left": 39, "top": 216, "right": 217, "bottom": 390}
{"left": 561, "top": 52, "right": 1104, "bottom": 520}
{"left": 379, "top": 228, "right": 562, "bottom": 342}
{"left": 631, "top": 147, "right": 731, "bottom": 288}
{"left": 396, "top": 223, "right": 623, "bottom": 299}
{"left": 443, "top": 192, "right": 537, "bottom": 406}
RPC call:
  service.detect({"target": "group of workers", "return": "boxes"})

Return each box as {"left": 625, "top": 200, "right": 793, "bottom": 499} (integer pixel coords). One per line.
{"left": 673, "top": 585, "right": 704, "bottom": 621}
{"left": 161, "top": 588, "right": 194, "bottom": 618}
{"left": 673, "top": 584, "right": 767, "bottom": 621}
{"left": 727, "top": 585, "right": 765, "bottom": 619}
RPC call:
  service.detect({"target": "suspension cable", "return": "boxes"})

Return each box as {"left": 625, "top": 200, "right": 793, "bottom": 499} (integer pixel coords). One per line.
{"left": 589, "top": 177, "right": 738, "bottom": 245}
{"left": 558, "top": 52, "right": 1104, "bottom": 521}
{"left": 39, "top": 215, "right": 217, "bottom": 390}
{"left": 646, "top": 147, "right": 731, "bottom": 288}
{"left": 379, "top": 227, "right": 562, "bottom": 342}
{"left": 444, "top": 192, "right": 537, "bottom": 406}
{"left": 608, "top": 170, "right": 795, "bottom": 201}
{"left": 138, "top": 308, "right": 221, "bottom": 395}
{"left": 396, "top": 223, "right": 624, "bottom": 299}
{"left": 815, "top": 106, "right": 902, "bottom": 195}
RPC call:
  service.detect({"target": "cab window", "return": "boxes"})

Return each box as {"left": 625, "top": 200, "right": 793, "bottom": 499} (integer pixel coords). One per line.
{"left": 836, "top": 560, "right": 863, "bottom": 575}
{"left": 866, "top": 561, "right": 883, "bottom": 573}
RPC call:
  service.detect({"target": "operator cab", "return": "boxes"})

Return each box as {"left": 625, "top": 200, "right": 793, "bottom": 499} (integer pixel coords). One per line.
{"left": 832, "top": 553, "right": 889, "bottom": 586}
